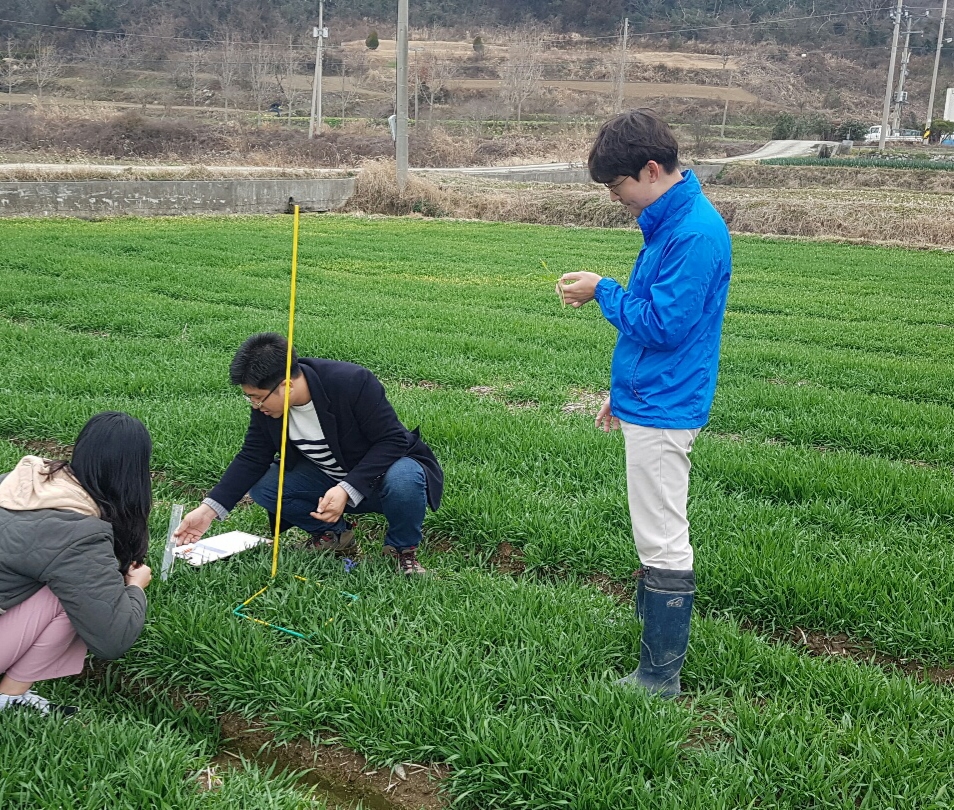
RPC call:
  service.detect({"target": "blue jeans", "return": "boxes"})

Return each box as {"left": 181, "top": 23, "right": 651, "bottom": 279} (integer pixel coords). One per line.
{"left": 249, "top": 456, "right": 427, "bottom": 550}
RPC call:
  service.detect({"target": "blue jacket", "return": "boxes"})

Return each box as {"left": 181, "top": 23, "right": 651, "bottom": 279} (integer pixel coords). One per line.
{"left": 593, "top": 170, "right": 731, "bottom": 429}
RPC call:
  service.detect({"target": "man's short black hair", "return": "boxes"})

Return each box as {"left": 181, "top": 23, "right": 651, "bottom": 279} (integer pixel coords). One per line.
{"left": 229, "top": 332, "right": 300, "bottom": 389}
{"left": 588, "top": 108, "right": 680, "bottom": 185}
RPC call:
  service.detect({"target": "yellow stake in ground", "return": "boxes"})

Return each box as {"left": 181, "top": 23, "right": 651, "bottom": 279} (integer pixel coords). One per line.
{"left": 271, "top": 205, "right": 301, "bottom": 577}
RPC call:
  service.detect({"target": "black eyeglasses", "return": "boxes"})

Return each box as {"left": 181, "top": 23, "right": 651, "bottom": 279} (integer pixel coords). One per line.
{"left": 605, "top": 177, "right": 627, "bottom": 192}
{"left": 242, "top": 380, "right": 281, "bottom": 409}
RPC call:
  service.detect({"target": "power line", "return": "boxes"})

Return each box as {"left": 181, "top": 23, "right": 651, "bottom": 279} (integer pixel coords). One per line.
{"left": 0, "top": 17, "right": 210, "bottom": 43}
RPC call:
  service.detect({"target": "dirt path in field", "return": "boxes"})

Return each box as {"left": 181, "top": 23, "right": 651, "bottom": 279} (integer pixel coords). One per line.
{"left": 447, "top": 77, "right": 757, "bottom": 102}
{"left": 346, "top": 40, "right": 740, "bottom": 72}
{"left": 710, "top": 139, "right": 840, "bottom": 162}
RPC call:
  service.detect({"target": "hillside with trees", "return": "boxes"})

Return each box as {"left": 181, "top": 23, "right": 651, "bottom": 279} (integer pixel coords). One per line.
{"left": 0, "top": 0, "right": 951, "bottom": 175}
{"left": 0, "top": 0, "right": 934, "bottom": 48}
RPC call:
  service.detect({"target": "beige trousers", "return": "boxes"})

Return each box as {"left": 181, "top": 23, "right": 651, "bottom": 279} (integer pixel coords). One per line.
{"left": 620, "top": 421, "right": 701, "bottom": 571}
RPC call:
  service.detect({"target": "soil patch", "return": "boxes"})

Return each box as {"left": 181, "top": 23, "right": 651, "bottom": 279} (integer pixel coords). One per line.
{"left": 82, "top": 662, "right": 448, "bottom": 809}
{"left": 561, "top": 389, "right": 608, "bottom": 415}
{"left": 217, "top": 714, "right": 448, "bottom": 810}
{"left": 781, "top": 626, "right": 954, "bottom": 687}
{"left": 8, "top": 437, "right": 74, "bottom": 459}
{"left": 491, "top": 540, "right": 526, "bottom": 575}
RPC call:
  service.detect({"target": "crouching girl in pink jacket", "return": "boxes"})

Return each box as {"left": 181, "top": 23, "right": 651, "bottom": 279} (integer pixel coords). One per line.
{"left": 0, "top": 412, "right": 153, "bottom": 716}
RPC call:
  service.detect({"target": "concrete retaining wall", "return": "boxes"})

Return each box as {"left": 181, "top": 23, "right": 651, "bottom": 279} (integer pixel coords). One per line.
{"left": 0, "top": 177, "right": 356, "bottom": 218}
{"left": 690, "top": 164, "right": 726, "bottom": 183}
{"left": 0, "top": 164, "right": 725, "bottom": 220}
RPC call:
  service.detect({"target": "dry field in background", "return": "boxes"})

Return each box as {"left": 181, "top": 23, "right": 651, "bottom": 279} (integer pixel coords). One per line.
{"left": 2, "top": 105, "right": 951, "bottom": 248}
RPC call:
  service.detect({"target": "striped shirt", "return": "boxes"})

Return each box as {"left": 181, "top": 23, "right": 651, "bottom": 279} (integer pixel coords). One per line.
{"left": 202, "top": 399, "right": 363, "bottom": 521}
{"left": 289, "top": 401, "right": 347, "bottom": 480}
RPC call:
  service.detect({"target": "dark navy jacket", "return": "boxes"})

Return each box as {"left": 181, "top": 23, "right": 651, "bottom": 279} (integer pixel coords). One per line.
{"left": 207, "top": 358, "right": 443, "bottom": 512}
{"left": 593, "top": 170, "right": 732, "bottom": 428}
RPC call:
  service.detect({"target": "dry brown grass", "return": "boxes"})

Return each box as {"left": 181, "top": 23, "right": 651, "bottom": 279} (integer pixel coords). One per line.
{"left": 708, "top": 186, "right": 954, "bottom": 248}
{"left": 345, "top": 160, "right": 631, "bottom": 228}
{"left": 0, "top": 108, "right": 591, "bottom": 170}
{"left": 347, "top": 161, "right": 954, "bottom": 249}
{"left": 715, "top": 163, "right": 954, "bottom": 193}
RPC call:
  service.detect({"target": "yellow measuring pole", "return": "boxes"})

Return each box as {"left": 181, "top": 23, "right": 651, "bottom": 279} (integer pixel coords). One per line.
{"left": 270, "top": 205, "right": 301, "bottom": 578}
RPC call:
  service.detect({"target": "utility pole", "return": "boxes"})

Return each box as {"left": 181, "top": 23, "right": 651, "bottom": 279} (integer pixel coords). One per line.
{"left": 891, "top": 11, "right": 916, "bottom": 134}
{"left": 925, "top": 0, "right": 950, "bottom": 140}
{"left": 719, "top": 51, "right": 732, "bottom": 139}
{"left": 880, "top": 0, "right": 905, "bottom": 150}
{"left": 308, "top": 0, "right": 326, "bottom": 139}
{"left": 614, "top": 17, "right": 629, "bottom": 113}
{"left": 720, "top": 72, "right": 733, "bottom": 138}
{"left": 396, "top": 0, "right": 409, "bottom": 191}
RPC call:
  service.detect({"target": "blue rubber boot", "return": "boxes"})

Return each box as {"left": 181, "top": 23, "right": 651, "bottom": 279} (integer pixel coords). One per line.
{"left": 617, "top": 567, "right": 695, "bottom": 698}
{"left": 633, "top": 567, "right": 647, "bottom": 619}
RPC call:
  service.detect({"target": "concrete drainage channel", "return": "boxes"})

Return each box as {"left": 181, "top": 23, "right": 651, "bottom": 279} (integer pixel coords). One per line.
{"left": 0, "top": 161, "right": 730, "bottom": 218}
{"left": 0, "top": 176, "right": 357, "bottom": 217}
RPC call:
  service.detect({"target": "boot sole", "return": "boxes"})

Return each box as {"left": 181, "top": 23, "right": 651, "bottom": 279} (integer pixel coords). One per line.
{"left": 305, "top": 531, "right": 356, "bottom": 556}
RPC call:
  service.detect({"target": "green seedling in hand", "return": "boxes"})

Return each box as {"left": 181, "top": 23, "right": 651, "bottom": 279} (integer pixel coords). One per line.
{"left": 541, "top": 260, "right": 567, "bottom": 308}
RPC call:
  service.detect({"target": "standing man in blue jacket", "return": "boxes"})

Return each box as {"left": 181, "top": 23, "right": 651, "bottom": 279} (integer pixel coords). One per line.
{"left": 558, "top": 109, "right": 732, "bottom": 697}
{"left": 175, "top": 333, "right": 443, "bottom": 575}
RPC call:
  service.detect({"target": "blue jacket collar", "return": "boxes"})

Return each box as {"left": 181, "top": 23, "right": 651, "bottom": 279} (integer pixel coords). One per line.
{"left": 636, "top": 169, "right": 700, "bottom": 239}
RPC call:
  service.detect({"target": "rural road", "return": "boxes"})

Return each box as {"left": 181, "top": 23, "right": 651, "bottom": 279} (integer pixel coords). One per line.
{"left": 713, "top": 139, "right": 841, "bottom": 162}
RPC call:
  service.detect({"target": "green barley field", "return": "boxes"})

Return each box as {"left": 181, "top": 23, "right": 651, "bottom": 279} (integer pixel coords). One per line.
{"left": 1, "top": 215, "right": 953, "bottom": 809}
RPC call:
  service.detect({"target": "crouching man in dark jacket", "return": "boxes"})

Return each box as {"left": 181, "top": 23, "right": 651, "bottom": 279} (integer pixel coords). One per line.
{"left": 175, "top": 333, "right": 443, "bottom": 575}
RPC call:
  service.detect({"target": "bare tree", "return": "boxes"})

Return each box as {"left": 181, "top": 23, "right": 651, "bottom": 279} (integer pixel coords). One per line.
{"left": 247, "top": 41, "right": 276, "bottom": 125}
{"left": 176, "top": 48, "right": 207, "bottom": 108}
{"left": 274, "top": 35, "right": 302, "bottom": 126}
{"left": 857, "top": 0, "right": 891, "bottom": 27}
{"left": 336, "top": 49, "right": 368, "bottom": 123}
{"left": 214, "top": 31, "right": 240, "bottom": 122}
{"left": 1, "top": 36, "right": 22, "bottom": 109}
{"left": 123, "top": 10, "right": 182, "bottom": 65}
{"left": 459, "top": 97, "right": 496, "bottom": 137}
{"left": 31, "top": 38, "right": 64, "bottom": 103}
{"left": 81, "top": 36, "right": 130, "bottom": 88}
{"left": 416, "top": 52, "right": 457, "bottom": 128}
{"left": 500, "top": 28, "right": 545, "bottom": 127}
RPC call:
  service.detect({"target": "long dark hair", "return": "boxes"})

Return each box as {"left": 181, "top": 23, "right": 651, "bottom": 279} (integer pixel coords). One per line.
{"left": 47, "top": 412, "right": 153, "bottom": 574}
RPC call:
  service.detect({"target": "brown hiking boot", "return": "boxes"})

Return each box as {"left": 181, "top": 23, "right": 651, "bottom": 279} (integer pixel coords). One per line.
{"left": 384, "top": 545, "right": 427, "bottom": 575}
{"left": 306, "top": 527, "right": 356, "bottom": 555}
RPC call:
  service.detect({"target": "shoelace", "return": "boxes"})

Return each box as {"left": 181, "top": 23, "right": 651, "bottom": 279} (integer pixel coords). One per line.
{"left": 397, "top": 550, "right": 422, "bottom": 573}
{"left": 10, "top": 690, "right": 52, "bottom": 715}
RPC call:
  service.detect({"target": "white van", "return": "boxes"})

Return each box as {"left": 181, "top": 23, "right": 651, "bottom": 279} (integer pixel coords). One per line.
{"left": 863, "top": 125, "right": 923, "bottom": 143}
